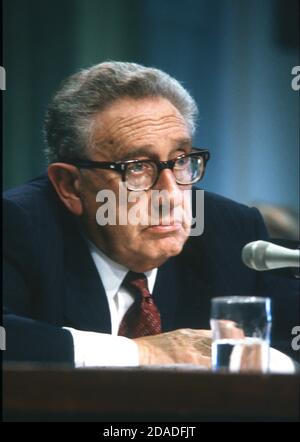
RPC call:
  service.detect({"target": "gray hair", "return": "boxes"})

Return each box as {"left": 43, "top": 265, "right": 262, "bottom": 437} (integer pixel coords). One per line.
{"left": 44, "top": 61, "right": 198, "bottom": 163}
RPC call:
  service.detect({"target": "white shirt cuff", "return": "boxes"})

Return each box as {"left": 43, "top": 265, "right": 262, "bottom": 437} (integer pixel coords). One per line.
{"left": 64, "top": 327, "right": 139, "bottom": 368}
{"left": 269, "top": 348, "right": 296, "bottom": 374}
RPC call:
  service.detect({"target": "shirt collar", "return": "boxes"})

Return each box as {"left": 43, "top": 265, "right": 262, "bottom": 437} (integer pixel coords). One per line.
{"left": 87, "top": 240, "right": 158, "bottom": 301}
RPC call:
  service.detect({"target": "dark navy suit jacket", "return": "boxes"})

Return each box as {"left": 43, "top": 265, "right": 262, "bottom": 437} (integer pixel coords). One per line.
{"left": 3, "top": 175, "right": 299, "bottom": 364}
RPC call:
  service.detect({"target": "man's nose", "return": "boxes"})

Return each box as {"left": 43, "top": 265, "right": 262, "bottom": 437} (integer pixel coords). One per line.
{"left": 154, "top": 169, "right": 183, "bottom": 208}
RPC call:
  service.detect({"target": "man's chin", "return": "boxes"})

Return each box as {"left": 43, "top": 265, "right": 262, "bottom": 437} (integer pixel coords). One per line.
{"left": 132, "top": 250, "right": 181, "bottom": 273}
{"left": 148, "top": 237, "right": 187, "bottom": 262}
{"left": 117, "top": 238, "right": 186, "bottom": 273}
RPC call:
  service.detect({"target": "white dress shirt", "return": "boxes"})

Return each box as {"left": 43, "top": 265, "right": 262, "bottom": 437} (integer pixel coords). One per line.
{"left": 64, "top": 241, "right": 157, "bottom": 367}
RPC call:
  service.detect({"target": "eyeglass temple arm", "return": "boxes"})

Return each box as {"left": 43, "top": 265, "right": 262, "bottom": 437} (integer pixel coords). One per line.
{"left": 68, "top": 160, "right": 126, "bottom": 172}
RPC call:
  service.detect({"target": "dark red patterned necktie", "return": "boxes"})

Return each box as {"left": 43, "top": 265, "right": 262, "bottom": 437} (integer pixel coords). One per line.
{"left": 118, "top": 271, "right": 162, "bottom": 338}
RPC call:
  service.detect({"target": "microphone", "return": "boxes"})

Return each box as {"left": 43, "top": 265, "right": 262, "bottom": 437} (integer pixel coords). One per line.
{"left": 242, "top": 240, "right": 300, "bottom": 271}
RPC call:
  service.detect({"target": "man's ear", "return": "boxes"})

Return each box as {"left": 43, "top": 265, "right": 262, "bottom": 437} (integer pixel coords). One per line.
{"left": 48, "top": 163, "right": 83, "bottom": 216}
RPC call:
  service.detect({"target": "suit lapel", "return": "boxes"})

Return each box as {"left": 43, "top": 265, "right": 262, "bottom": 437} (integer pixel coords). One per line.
{"left": 61, "top": 211, "right": 111, "bottom": 333}
{"left": 153, "top": 257, "right": 180, "bottom": 332}
{"left": 175, "top": 236, "right": 215, "bottom": 330}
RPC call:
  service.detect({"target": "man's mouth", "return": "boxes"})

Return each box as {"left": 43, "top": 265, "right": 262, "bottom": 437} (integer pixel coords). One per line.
{"left": 143, "top": 222, "right": 183, "bottom": 233}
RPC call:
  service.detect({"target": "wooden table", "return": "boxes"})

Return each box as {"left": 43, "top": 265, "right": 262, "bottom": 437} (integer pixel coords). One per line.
{"left": 3, "top": 364, "right": 300, "bottom": 421}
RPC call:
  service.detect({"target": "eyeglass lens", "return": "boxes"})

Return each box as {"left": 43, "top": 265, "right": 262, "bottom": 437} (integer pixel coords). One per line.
{"left": 125, "top": 155, "right": 204, "bottom": 190}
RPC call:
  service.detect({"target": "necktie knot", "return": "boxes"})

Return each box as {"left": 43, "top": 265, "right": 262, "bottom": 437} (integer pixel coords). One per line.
{"left": 123, "top": 272, "right": 151, "bottom": 300}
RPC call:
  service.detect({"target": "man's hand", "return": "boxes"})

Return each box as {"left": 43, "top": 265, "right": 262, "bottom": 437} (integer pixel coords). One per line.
{"left": 134, "top": 328, "right": 211, "bottom": 367}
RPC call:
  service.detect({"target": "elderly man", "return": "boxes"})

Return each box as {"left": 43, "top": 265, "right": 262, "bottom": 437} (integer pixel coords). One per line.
{"left": 3, "top": 62, "right": 298, "bottom": 367}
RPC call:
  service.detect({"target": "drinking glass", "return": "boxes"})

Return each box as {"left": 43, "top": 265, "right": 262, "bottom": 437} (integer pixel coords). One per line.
{"left": 210, "top": 296, "right": 272, "bottom": 373}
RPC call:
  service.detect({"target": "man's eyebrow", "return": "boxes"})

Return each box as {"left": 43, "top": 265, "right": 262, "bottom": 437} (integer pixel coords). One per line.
{"left": 119, "top": 139, "right": 192, "bottom": 161}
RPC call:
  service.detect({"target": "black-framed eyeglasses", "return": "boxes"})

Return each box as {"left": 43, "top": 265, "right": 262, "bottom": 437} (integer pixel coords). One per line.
{"left": 63, "top": 148, "right": 210, "bottom": 191}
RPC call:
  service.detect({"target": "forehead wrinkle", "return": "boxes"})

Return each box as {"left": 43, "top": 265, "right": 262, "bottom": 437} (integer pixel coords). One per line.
{"left": 114, "top": 122, "right": 187, "bottom": 145}
{"left": 109, "top": 119, "right": 188, "bottom": 149}
{"left": 92, "top": 111, "right": 189, "bottom": 157}
{"left": 108, "top": 114, "right": 186, "bottom": 138}
{"left": 93, "top": 114, "right": 184, "bottom": 142}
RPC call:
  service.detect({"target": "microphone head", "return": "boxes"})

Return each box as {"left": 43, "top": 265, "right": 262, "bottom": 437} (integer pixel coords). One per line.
{"left": 242, "top": 240, "right": 270, "bottom": 271}
{"left": 242, "top": 240, "right": 300, "bottom": 271}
